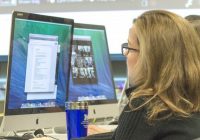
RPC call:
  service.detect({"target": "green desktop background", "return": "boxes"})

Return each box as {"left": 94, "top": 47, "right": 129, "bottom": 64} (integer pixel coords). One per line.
{"left": 69, "top": 28, "right": 116, "bottom": 101}
{"left": 9, "top": 18, "right": 72, "bottom": 109}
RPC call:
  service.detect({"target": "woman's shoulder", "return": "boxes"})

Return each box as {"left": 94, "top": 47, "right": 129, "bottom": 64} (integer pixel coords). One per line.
{"left": 159, "top": 112, "right": 200, "bottom": 127}
{"left": 155, "top": 113, "right": 200, "bottom": 140}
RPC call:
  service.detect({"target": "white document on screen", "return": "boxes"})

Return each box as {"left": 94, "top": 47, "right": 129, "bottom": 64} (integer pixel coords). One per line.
{"left": 25, "top": 34, "right": 59, "bottom": 100}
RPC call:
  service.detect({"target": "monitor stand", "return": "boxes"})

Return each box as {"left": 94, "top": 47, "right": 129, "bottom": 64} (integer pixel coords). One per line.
{"left": 0, "top": 112, "right": 66, "bottom": 132}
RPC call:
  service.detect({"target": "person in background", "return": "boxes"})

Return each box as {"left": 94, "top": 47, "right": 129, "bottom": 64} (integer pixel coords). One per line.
{"left": 76, "top": 10, "right": 200, "bottom": 140}
{"left": 185, "top": 15, "right": 200, "bottom": 37}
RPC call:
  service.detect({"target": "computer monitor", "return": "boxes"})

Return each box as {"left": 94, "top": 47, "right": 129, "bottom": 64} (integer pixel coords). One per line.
{"left": 1, "top": 11, "right": 74, "bottom": 132}
{"left": 69, "top": 23, "right": 119, "bottom": 119}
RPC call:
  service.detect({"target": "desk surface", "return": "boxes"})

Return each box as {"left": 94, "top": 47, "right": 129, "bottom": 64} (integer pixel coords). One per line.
{"left": 30, "top": 125, "right": 117, "bottom": 140}
{"left": 31, "top": 125, "right": 117, "bottom": 140}
{"left": 88, "top": 125, "right": 117, "bottom": 136}
{"left": 0, "top": 125, "right": 117, "bottom": 140}
{"left": 30, "top": 134, "right": 67, "bottom": 140}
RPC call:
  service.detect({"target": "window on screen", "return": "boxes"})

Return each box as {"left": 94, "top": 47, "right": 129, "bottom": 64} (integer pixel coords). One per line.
{"left": 25, "top": 34, "right": 59, "bottom": 100}
{"left": 71, "top": 35, "right": 97, "bottom": 85}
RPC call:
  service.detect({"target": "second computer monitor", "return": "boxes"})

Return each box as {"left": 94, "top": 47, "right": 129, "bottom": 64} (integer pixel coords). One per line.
{"left": 69, "top": 23, "right": 118, "bottom": 119}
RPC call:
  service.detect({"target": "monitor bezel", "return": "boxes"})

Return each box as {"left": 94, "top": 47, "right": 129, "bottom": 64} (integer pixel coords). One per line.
{"left": 69, "top": 23, "right": 118, "bottom": 105}
{"left": 5, "top": 11, "right": 74, "bottom": 115}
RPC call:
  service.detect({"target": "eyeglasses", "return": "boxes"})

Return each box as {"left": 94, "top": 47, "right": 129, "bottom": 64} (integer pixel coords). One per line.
{"left": 121, "top": 43, "right": 139, "bottom": 56}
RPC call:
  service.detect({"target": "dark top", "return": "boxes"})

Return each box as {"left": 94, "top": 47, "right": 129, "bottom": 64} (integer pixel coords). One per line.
{"left": 76, "top": 87, "right": 200, "bottom": 140}
{"left": 114, "top": 103, "right": 200, "bottom": 140}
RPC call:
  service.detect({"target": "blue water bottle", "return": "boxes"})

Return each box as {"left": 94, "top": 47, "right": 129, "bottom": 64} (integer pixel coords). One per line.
{"left": 66, "top": 101, "right": 88, "bottom": 140}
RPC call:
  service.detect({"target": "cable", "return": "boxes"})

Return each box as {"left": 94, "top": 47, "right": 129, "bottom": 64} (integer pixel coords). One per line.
{"left": 0, "top": 129, "right": 60, "bottom": 140}
{"left": 0, "top": 131, "right": 30, "bottom": 140}
{"left": 0, "top": 136, "right": 28, "bottom": 140}
{"left": 44, "top": 135, "right": 59, "bottom": 140}
{"left": 22, "top": 132, "right": 34, "bottom": 139}
{"left": 13, "top": 131, "right": 18, "bottom": 137}
{"left": 34, "top": 129, "right": 59, "bottom": 140}
{"left": 34, "top": 129, "right": 44, "bottom": 137}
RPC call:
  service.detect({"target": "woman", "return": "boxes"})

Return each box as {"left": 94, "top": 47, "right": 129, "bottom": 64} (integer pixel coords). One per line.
{"left": 76, "top": 10, "right": 200, "bottom": 140}
{"left": 114, "top": 10, "right": 200, "bottom": 140}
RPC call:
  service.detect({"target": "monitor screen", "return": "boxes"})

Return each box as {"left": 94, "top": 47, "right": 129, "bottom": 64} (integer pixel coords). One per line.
{"left": 3, "top": 11, "right": 73, "bottom": 131}
{"left": 68, "top": 23, "right": 117, "bottom": 106}
{"left": 68, "top": 23, "right": 118, "bottom": 119}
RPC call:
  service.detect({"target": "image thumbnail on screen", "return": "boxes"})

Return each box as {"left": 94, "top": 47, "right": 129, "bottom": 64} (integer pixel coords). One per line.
{"left": 71, "top": 35, "right": 98, "bottom": 84}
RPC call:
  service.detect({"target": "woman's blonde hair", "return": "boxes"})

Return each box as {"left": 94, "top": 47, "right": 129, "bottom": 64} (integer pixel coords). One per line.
{"left": 130, "top": 10, "right": 200, "bottom": 122}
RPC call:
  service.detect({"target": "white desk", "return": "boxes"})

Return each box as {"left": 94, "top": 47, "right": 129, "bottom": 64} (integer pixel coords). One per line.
{"left": 0, "top": 125, "right": 117, "bottom": 140}
{"left": 31, "top": 125, "right": 117, "bottom": 140}
{"left": 31, "top": 134, "right": 67, "bottom": 140}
